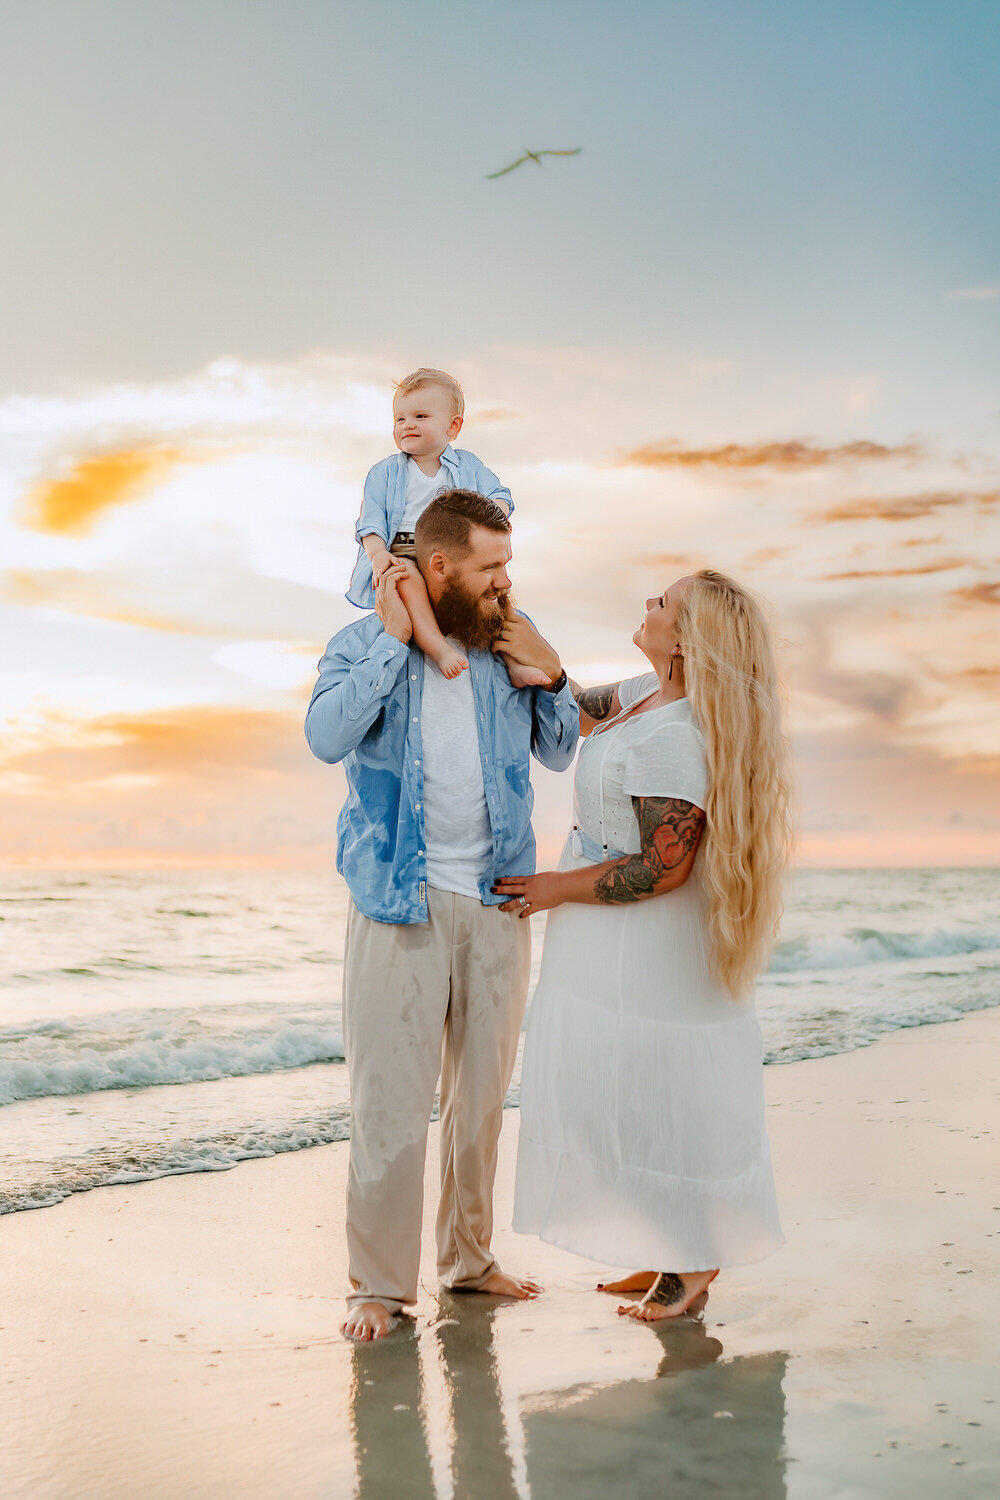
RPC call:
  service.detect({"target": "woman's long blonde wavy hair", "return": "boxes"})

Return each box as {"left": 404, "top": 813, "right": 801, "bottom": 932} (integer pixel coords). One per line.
{"left": 676, "top": 570, "right": 794, "bottom": 998}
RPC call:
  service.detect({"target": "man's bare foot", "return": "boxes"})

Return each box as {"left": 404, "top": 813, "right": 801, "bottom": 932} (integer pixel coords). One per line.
{"left": 503, "top": 656, "right": 551, "bottom": 690}
{"left": 341, "top": 1301, "right": 398, "bottom": 1341}
{"left": 433, "top": 644, "right": 469, "bottom": 679}
{"left": 477, "top": 1270, "right": 543, "bottom": 1299}
{"left": 597, "top": 1272, "right": 658, "bottom": 1295}
{"left": 619, "top": 1269, "right": 719, "bottom": 1323}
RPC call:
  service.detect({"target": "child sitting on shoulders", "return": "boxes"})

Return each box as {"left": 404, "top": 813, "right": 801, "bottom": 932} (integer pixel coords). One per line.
{"left": 347, "top": 367, "right": 548, "bottom": 686}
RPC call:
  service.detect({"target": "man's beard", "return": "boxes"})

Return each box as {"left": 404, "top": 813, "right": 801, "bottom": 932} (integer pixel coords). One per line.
{"left": 433, "top": 577, "right": 515, "bottom": 652}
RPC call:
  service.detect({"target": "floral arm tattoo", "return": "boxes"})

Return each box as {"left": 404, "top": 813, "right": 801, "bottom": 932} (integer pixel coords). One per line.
{"left": 593, "top": 797, "right": 704, "bottom": 904}
{"left": 568, "top": 678, "right": 617, "bottom": 722}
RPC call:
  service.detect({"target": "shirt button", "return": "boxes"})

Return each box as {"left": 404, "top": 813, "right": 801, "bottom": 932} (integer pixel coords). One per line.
{"left": 415, "top": 758, "right": 421, "bottom": 766}
{"left": 411, "top": 674, "right": 417, "bottom": 681}
{"left": 412, "top": 717, "right": 418, "bottom": 723}
{"left": 415, "top": 802, "right": 422, "bottom": 810}
{"left": 417, "top": 849, "right": 424, "bottom": 857}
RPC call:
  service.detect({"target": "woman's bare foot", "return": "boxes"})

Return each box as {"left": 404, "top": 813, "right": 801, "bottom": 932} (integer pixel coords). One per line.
{"left": 597, "top": 1272, "right": 658, "bottom": 1295}
{"left": 619, "top": 1269, "right": 719, "bottom": 1323}
{"left": 341, "top": 1301, "right": 398, "bottom": 1341}
{"left": 477, "top": 1270, "right": 543, "bottom": 1299}
{"left": 433, "top": 644, "right": 469, "bottom": 679}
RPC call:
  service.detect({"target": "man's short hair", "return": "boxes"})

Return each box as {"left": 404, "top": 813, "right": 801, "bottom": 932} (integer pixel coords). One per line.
{"left": 414, "top": 489, "right": 511, "bottom": 565}
{"left": 394, "top": 367, "right": 465, "bottom": 418}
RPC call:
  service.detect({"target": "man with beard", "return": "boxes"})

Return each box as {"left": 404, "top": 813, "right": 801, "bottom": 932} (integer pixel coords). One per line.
{"left": 305, "top": 489, "right": 579, "bottom": 1341}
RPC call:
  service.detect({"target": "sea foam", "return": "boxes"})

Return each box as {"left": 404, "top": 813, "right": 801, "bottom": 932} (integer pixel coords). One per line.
{"left": 0, "top": 1109, "right": 352, "bottom": 1215}
{"left": 0, "top": 1006, "right": 345, "bottom": 1106}
{"left": 768, "top": 922, "right": 1000, "bottom": 973}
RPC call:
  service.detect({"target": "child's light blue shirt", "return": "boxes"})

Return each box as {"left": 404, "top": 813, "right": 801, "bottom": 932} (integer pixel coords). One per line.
{"left": 346, "top": 445, "right": 513, "bottom": 608}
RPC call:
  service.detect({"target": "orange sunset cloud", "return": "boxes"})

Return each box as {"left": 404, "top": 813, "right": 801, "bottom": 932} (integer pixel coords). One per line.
{"left": 1, "top": 702, "right": 338, "bottom": 868}
{"left": 23, "top": 446, "right": 190, "bottom": 534}
{"left": 5, "top": 704, "right": 310, "bottom": 783}
{"left": 952, "top": 582, "right": 1000, "bottom": 606}
{"left": 2, "top": 568, "right": 217, "bottom": 635}
{"left": 619, "top": 438, "right": 921, "bottom": 471}
{"left": 815, "top": 490, "right": 999, "bottom": 523}
{"left": 822, "top": 559, "right": 967, "bottom": 580}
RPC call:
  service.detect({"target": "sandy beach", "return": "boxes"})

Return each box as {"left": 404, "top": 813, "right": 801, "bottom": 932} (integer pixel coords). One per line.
{"left": 3, "top": 1006, "right": 998, "bottom": 1499}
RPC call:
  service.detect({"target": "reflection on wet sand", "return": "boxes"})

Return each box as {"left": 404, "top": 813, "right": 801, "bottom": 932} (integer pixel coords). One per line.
{"left": 350, "top": 1318, "right": 435, "bottom": 1500}
{"left": 436, "top": 1297, "right": 521, "bottom": 1499}
{"left": 522, "top": 1329, "right": 788, "bottom": 1500}
{"left": 349, "top": 1297, "right": 787, "bottom": 1500}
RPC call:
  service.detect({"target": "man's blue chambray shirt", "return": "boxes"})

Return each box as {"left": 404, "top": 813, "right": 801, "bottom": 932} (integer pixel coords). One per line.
{"left": 304, "top": 613, "right": 579, "bottom": 924}
{"left": 346, "top": 446, "right": 513, "bottom": 609}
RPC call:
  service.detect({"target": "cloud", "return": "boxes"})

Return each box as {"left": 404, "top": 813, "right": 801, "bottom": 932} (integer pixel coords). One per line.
{"left": 0, "top": 703, "right": 340, "bottom": 864}
{"left": 1, "top": 565, "right": 353, "bottom": 642}
{"left": 822, "top": 560, "right": 967, "bottom": 580}
{"left": 22, "top": 446, "right": 196, "bottom": 534}
{"left": 3, "top": 568, "right": 213, "bottom": 634}
{"left": 3, "top": 348, "right": 998, "bottom": 867}
{"left": 619, "top": 438, "right": 920, "bottom": 471}
{"left": 630, "top": 552, "right": 704, "bottom": 572}
{"left": 815, "top": 490, "right": 998, "bottom": 523}
{"left": 469, "top": 406, "right": 519, "bottom": 423}
{"left": 947, "top": 284, "right": 1000, "bottom": 302}
{"left": 4, "top": 704, "right": 310, "bottom": 785}
{"left": 952, "top": 582, "right": 1000, "bottom": 606}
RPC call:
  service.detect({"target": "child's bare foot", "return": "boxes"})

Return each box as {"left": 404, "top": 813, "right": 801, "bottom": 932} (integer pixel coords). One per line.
{"left": 503, "top": 654, "right": 551, "bottom": 690}
{"left": 476, "top": 1270, "right": 543, "bottom": 1299}
{"left": 341, "top": 1301, "right": 398, "bottom": 1341}
{"left": 433, "top": 644, "right": 469, "bottom": 679}
{"left": 597, "top": 1272, "right": 658, "bottom": 1295}
{"left": 618, "top": 1269, "right": 719, "bottom": 1323}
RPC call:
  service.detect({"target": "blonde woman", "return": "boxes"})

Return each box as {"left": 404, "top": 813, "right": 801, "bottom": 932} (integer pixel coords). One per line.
{"left": 493, "top": 571, "right": 793, "bottom": 1321}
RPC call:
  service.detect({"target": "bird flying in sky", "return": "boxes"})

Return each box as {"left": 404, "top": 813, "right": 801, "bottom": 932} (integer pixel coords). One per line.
{"left": 486, "top": 148, "right": 583, "bottom": 179}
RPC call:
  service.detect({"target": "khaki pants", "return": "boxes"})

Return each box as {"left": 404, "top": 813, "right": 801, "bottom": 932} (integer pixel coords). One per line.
{"left": 342, "top": 888, "right": 531, "bottom": 1314}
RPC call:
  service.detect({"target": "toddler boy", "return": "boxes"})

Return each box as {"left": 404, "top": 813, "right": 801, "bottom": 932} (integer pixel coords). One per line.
{"left": 347, "top": 368, "right": 547, "bottom": 686}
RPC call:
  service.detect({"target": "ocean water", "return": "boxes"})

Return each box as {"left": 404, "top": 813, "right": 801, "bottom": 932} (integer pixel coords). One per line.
{"left": 1, "top": 867, "right": 998, "bottom": 1214}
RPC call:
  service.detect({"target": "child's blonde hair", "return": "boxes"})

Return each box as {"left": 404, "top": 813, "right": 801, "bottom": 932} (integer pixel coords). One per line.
{"left": 394, "top": 368, "right": 465, "bottom": 419}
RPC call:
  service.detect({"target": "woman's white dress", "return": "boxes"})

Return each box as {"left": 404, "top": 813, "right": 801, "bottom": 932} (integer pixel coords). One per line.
{"left": 513, "top": 673, "right": 783, "bottom": 1270}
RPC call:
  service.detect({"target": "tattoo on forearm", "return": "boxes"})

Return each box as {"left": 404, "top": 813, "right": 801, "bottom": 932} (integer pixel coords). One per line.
{"left": 647, "top": 1272, "right": 685, "bottom": 1307}
{"left": 568, "top": 678, "right": 616, "bottom": 722}
{"left": 593, "top": 797, "right": 704, "bottom": 904}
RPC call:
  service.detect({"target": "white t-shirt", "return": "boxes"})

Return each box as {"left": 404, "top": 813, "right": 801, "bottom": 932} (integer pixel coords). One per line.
{"left": 419, "top": 647, "right": 494, "bottom": 899}
{"left": 399, "top": 458, "right": 447, "bottom": 531}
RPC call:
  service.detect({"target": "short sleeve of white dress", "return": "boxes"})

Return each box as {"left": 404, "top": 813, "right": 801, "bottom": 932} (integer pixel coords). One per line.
{"left": 622, "top": 713, "right": 709, "bottom": 812}
{"left": 617, "top": 672, "right": 659, "bottom": 711}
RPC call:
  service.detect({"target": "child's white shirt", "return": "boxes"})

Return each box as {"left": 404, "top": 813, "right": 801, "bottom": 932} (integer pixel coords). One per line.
{"left": 399, "top": 458, "right": 447, "bottom": 531}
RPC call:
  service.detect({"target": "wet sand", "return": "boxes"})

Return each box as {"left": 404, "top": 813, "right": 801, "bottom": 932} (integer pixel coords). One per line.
{"left": 3, "top": 1007, "right": 999, "bottom": 1498}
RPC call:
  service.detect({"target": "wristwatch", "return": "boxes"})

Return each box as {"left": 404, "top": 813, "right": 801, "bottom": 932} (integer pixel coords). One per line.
{"left": 544, "top": 669, "right": 568, "bottom": 694}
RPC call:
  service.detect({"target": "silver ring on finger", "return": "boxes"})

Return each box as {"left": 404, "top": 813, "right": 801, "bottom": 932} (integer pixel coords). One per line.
{"left": 518, "top": 896, "right": 528, "bottom": 908}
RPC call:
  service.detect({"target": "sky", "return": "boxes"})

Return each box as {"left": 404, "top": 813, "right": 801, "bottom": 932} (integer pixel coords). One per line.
{"left": 1, "top": 0, "right": 998, "bottom": 867}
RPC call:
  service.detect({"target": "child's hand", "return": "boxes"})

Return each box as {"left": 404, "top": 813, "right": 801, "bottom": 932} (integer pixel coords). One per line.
{"left": 370, "top": 548, "right": 395, "bottom": 585}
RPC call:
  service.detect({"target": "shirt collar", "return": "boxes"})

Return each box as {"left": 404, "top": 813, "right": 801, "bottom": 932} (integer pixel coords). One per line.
{"left": 396, "top": 445, "right": 458, "bottom": 475}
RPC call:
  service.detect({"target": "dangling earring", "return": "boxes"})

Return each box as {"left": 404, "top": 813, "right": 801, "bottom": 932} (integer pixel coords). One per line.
{"left": 667, "top": 656, "right": 674, "bottom": 682}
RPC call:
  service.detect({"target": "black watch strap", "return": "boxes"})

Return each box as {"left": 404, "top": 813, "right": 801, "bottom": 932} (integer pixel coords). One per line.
{"left": 545, "top": 669, "right": 568, "bottom": 694}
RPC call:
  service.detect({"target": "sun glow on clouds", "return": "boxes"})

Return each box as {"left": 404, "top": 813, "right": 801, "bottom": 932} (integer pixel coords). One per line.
{"left": 23, "top": 447, "right": 197, "bottom": 534}
{"left": 2, "top": 350, "right": 999, "bottom": 867}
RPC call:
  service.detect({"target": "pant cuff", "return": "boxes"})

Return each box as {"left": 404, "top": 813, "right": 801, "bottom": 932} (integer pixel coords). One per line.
{"left": 346, "top": 1293, "right": 406, "bottom": 1315}
{"left": 441, "top": 1258, "right": 499, "bottom": 1293}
